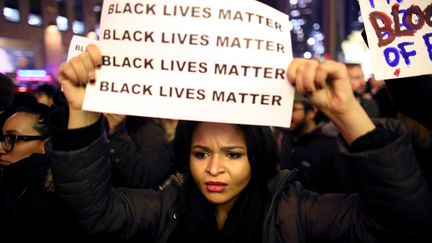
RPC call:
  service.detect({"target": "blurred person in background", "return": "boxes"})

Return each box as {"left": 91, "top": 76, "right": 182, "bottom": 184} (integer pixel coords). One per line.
{"left": 0, "top": 73, "right": 19, "bottom": 240}
{"left": 346, "top": 63, "right": 380, "bottom": 118}
{"left": 367, "top": 74, "right": 399, "bottom": 119}
{"left": 0, "top": 73, "right": 15, "bottom": 128}
{"left": 360, "top": 30, "right": 432, "bottom": 187}
{"left": 160, "top": 118, "right": 178, "bottom": 143}
{"left": 34, "top": 83, "right": 59, "bottom": 107}
{"left": 104, "top": 113, "right": 176, "bottom": 189}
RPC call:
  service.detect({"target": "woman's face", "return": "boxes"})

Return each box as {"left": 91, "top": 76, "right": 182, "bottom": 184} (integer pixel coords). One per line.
{"left": 190, "top": 122, "right": 251, "bottom": 210}
{"left": 290, "top": 102, "right": 307, "bottom": 131}
{"left": 0, "top": 112, "right": 46, "bottom": 166}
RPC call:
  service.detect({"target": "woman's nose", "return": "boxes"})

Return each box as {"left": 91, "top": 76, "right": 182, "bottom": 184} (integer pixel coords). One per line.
{"left": 206, "top": 155, "right": 225, "bottom": 176}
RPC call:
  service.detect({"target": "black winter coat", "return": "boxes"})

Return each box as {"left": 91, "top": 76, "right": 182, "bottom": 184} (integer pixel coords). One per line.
{"left": 47, "top": 119, "right": 432, "bottom": 242}
{"left": 0, "top": 154, "right": 86, "bottom": 241}
{"left": 107, "top": 117, "right": 175, "bottom": 189}
{"left": 279, "top": 128, "right": 356, "bottom": 193}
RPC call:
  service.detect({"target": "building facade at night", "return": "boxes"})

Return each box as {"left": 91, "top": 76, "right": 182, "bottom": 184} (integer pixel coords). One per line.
{"left": 0, "top": 0, "right": 100, "bottom": 75}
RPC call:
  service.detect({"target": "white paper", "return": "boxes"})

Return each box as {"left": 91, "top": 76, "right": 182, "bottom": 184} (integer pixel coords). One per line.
{"left": 66, "top": 35, "right": 99, "bottom": 61}
{"left": 81, "top": 0, "right": 294, "bottom": 127}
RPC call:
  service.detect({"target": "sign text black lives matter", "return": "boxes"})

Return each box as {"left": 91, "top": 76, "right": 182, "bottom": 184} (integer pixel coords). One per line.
{"left": 83, "top": 0, "right": 294, "bottom": 127}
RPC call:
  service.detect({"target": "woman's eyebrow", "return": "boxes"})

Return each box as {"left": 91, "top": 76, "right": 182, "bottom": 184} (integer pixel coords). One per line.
{"left": 191, "top": 145, "right": 209, "bottom": 150}
{"left": 222, "top": 146, "right": 246, "bottom": 150}
{"left": 4, "top": 130, "right": 19, "bottom": 134}
{"left": 191, "top": 145, "right": 246, "bottom": 150}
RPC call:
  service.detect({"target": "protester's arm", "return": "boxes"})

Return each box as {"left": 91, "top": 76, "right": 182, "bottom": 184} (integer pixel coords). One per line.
{"left": 286, "top": 58, "right": 432, "bottom": 241}
{"left": 299, "top": 121, "right": 432, "bottom": 242}
{"left": 286, "top": 58, "right": 375, "bottom": 145}
{"left": 47, "top": 124, "right": 163, "bottom": 240}
{"left": 49, "top": 45, "right": 169, "bottom": 239}
{"left": 58, "top": 44, "right": 101, "bottom": 129}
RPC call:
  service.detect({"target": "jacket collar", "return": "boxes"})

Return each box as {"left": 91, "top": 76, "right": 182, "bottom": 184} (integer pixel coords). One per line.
{"left": 267, "top": 169, "right": 298, "bottom": 196}
{"left": 263, "top": 169, "right": 298, "bottom": 240}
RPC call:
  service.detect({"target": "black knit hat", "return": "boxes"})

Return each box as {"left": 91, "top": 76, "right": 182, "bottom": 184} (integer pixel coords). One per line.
{"left": 0, "top": 73, "right": 15, "bottom": 111}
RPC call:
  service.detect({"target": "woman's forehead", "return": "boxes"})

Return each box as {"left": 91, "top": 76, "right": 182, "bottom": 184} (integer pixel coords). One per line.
{"left": 192, "top": 122, "right": 245, "bottom": 142}
{"left": 195, "top": 122, "right": 241, "bottom": 133}
{"left": 3, "top": 112, "right": 38, "bottom": 134}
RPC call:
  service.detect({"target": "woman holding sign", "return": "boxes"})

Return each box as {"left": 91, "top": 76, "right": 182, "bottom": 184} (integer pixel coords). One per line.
{"left": 46, "top": 44, "right": 431, "bottom": 242}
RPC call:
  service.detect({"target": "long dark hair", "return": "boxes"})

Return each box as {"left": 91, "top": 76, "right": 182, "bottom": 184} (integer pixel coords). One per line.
{"left": 170, "top": 121, "right": 280, "bottom": 243}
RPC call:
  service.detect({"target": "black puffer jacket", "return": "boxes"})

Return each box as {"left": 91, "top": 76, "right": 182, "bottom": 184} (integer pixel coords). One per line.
{"left": 47, "top": 119, "right": 432, "bottom": 242}
{"left": 107, "top": 117, "right": 175, "bottom": 189}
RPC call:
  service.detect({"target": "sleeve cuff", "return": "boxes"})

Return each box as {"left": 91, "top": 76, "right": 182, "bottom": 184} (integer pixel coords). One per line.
{"left": 49, "top": 108, "right": 104, "bottom": 151}
{"left": 349, "top": 127, "right": 397, "bottom": 153}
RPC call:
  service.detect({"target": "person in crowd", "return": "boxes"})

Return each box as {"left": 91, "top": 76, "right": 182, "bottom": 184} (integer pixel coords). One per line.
{"left": 12, "top": 92, "right": 39, "bottom": 110}
{"left": 367, "top": 74, "right": 399, "bottom": 119}
{"left": 360, "top": 29, "right": 432, "bottom": 130}
{"left": 384, "top": 74, "right": 432, "bottom": 130}
{"left": 345, "top": 62, "right": 380, "bottom": 117}
{"left": 346, "top": 63, "right": 367, "bottom": 95}
{"left": 33, "top": 83, "right": 59, "bottom": 107}
{"left": 45, "top": 44, "right": 432, "bottom": 242}
{"left": 0, "top": 172, "right": 22, "bottom": 241}
{"left": 104, "top": 113, "right": 175, "bottom": 189}
{"left": 276, "top": 92, "right": 356, "bottom": 193}
{"left": 159, "top": 118, "right": 178, "bottom": 143}
{"left": 0, "top": 103, "right": 88, "bottom": 240}
{"left": 360, "top": 29, "right": 432, "bottom": 187}
{"left": 399, "top": 115, "right": 432, "bottom": 187}
{"left": 0, "top": 73, "right": 15, "bottom": 128}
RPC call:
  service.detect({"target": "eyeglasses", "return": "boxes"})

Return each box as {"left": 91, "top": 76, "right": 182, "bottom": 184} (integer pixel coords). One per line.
{"left": 0, "top": 134, "right": 47, "bottom": 153}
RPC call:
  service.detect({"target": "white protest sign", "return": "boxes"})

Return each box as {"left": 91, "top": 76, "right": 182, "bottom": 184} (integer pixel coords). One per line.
{"left": 358, "top": 0, "right": 432, "bottom": 80}
{"left": 82, "top": 0, "right": 294, "bottom": 127}
{"left": 66, "top": 35, "right": 99, "bottom": 62}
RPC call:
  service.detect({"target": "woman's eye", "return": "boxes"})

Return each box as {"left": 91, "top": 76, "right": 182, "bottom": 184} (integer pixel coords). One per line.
{"left": 192, "top": 151, "right": 208, "bottom": 159}
{"left": 226, "top": 152, "right": 242, "bottom": 159}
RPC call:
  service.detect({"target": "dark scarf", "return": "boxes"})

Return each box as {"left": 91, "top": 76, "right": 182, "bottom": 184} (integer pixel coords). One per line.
{"left": 2, "top": 153, "right": 50, "bottom": 201}
{"left": 169, "top": 176, "right": 269, "bottom": 243}
{"left": 1, "top": 153, "right": 85, "bottom": 241}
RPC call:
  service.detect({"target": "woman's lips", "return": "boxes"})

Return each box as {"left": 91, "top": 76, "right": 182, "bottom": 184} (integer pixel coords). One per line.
{"left": 205, "top": 181, "right": 227, "bottom": 192}
{"left": 0, "top": 160, "right": 11, "bottom": 167}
